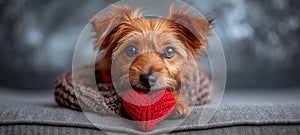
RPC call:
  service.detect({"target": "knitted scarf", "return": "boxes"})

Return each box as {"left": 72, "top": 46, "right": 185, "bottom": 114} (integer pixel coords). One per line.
{"left": 54, "top": 66, "right": 211, "bottom": 117}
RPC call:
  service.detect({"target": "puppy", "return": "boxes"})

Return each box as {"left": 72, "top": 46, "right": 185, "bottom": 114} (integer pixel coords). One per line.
{"left": 92, "top": 5, "right": 211, "bottom": 118}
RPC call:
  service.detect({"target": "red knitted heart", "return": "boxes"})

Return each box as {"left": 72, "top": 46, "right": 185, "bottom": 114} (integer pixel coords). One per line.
{"left": 122, "top": 90, "right": 175, "bottom": 131}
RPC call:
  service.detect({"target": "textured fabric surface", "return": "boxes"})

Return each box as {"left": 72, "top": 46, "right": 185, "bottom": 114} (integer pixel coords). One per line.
{"left": 0, "top": 101, "right": 300, "bottom": 135}
{"left": 54, "top": 66, "right": 211, "bottom": 117}
{"left": 1, "top": 88, "right": 300, "bottom": 134}
{"left": 1, "top": 124, "right": 299, "bottom": 135}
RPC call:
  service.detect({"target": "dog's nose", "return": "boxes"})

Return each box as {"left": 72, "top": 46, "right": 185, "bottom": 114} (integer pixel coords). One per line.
{"left": 139, "top": 73, "right": 157, "bottom": 88}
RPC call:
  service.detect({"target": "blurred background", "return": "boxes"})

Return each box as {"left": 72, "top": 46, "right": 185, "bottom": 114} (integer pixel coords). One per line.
{"left": 0, "top": 0, "right": 299, "bottom": 91}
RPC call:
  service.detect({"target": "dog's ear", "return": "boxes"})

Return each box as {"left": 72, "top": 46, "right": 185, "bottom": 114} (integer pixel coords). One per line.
{"left": 91, "top": 4, "right": 141, "bottom": 50}
{"left": 168, "top": 5, "right": 212, "bottom": 53}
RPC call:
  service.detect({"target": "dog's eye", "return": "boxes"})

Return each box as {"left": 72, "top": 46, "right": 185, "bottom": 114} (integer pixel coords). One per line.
{"left": 125, "top": 45, "right": 138, "bottom": 57}
{"left": 163, "top": 46, "right": 176, "bottom": 58}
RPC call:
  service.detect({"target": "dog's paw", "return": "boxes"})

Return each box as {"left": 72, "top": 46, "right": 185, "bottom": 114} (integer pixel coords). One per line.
{"left": 169, "top": 102, "right": 190, "bottom": 119}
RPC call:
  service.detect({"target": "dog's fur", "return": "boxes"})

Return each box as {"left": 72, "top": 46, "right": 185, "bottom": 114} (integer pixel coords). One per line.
{"left": 92, "top": 5, "right": 211, "bottom": 118}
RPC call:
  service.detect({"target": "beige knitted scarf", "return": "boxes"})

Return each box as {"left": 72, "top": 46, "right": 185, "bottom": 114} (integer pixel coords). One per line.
{"left": 54, "top": 66, "right": 211, "bottom": 117}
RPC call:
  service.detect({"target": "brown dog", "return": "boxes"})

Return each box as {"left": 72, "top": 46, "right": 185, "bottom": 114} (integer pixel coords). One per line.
{"left": 92, "top": 5, "right": 211, "bottom": 118}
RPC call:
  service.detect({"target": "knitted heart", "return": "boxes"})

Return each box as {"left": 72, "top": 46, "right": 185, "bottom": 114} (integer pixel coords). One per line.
{"left": 123, "top": 90, "right": 175, "bottom": 131}
{"left": 122, "top": 90, "right": 175, "bottom": 131}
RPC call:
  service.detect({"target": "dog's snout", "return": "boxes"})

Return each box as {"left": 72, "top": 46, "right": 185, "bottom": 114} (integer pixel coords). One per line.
{"left": 139, "top": 73, "right": 157, "bottom": 88}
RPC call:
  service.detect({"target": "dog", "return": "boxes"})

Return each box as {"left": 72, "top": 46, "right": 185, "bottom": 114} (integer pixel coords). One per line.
{"left": 91, "top": 4, "right": 211, "bottom": 118}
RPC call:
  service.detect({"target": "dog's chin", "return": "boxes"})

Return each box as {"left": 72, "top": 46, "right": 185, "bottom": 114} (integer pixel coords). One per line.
{"left": 131, "top": 84, "right": 169, "bottom": 94}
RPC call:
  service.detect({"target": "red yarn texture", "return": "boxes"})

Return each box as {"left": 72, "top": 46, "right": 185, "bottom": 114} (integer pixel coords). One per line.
{"left": 122, "top": 90, "right": 175, "bottom": 131}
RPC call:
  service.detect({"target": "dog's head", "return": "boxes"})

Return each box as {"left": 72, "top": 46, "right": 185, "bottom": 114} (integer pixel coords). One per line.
{"left": 92, "top": 5, "right": 211, "bottom": 94}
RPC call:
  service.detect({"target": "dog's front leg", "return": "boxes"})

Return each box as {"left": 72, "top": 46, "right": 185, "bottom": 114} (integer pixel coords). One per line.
{"left": 169, "top": 91, "right": 190, "bottom": 118}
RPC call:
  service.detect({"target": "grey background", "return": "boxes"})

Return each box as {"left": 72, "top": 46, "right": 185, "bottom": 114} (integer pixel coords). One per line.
{"left": 0, "top": 0, "right": 299, "bottom": 90}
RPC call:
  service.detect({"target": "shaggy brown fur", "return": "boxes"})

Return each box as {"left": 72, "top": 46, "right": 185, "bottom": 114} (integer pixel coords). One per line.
{"left": 91, "top": 4, "right": 211, "bottom": 118}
